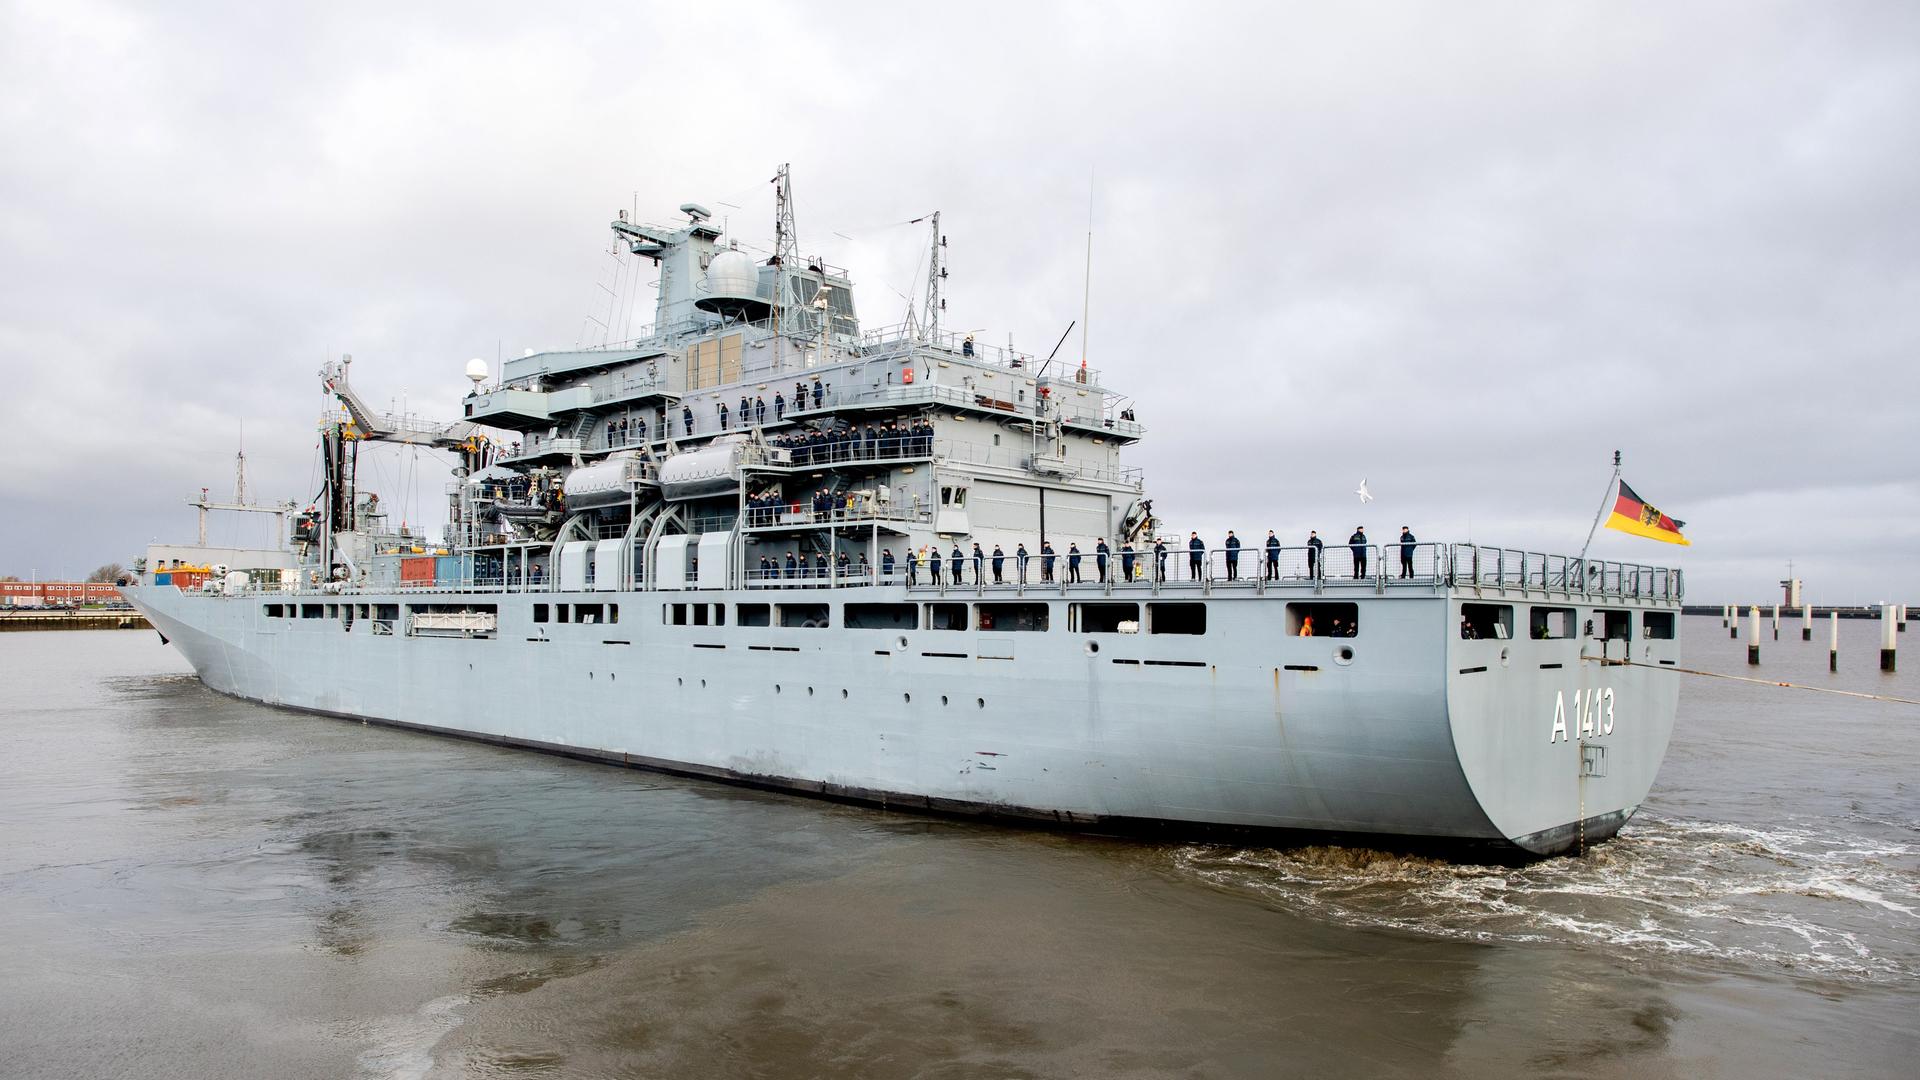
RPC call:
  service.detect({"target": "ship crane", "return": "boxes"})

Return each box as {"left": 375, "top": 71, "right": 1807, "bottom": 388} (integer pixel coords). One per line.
{"left": 319, "top": 354, "right": 487, "bottom": 457}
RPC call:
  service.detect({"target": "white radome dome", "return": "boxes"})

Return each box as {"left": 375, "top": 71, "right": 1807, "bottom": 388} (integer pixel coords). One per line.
{"left": 704, "top": 249, "right": 760, "bottom": 299}
{"left": 465, "top": 357, "right": 489, "bottom": 384}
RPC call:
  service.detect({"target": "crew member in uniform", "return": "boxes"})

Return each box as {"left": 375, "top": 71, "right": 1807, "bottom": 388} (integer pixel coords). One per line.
{"left": 1067, "top": 543, "right": 1082, "bottom": 583}
{"left": 1398, "top": 526, "right": 1417, "bottom": 579}
{"left": 1015, "top": 543, "right": 1028, "bottom": 583}
{"left": 1224, "top": 531, "right": 1241, "bottom": 581}
{"left": 1307, "top": 530, "right": 1322, "bottom": 578}
{"left": 1095, "top": 538, "right": 1111, "bottom": 582}
{"left": 1041, "top": 541, "right": 1056, "bottom": 582}
{"left": 1188, "top": 532, "right": 1205, "bottom": 580}
{"left": 1265, "top": 530, "right": 1281, "bottom": 580}
{"left": 1349, "top": 526, "right": 1368, "bottom": 579}
{"left": 991, "top": 545, "right": 1005, "bottom": 584}
{"left": 1155, "top": 538, "right": 1168, "bottom": 582}
{"left": 971, "top": 542, "right": 985, "bottom": 583}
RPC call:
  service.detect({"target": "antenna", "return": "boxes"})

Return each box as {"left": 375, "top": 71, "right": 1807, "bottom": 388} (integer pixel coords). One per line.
{"left": 913, "top": 211, "right": 946, "bottom": 341}
{"left": 771, "top": 164, "right": 801, "bottom": 335}
{"left": 234, "top": 422, "right": 249, "bottom": 506}
{"left": 1079, "top": 170, "right": 1094, "bottom": 367}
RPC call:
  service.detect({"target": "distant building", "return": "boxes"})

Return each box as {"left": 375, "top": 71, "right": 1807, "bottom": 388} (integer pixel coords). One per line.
{"left": 1779, "top": 577, "right": 1803, "bottom": 608}
{"left": 0, "top": 581, "right": 123, "bottom": 607}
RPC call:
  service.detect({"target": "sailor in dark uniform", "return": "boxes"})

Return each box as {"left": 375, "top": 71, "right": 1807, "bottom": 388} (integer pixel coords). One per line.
{"left": 1399, "top": 526, "right": 1417, "bottom": 579}
{"left": 774, "top": 392, "right": 785, "bottom": 420}
{"left": 971, "top": 542, "right": 985, "bottom": 583}
{"left": 1067, "top": 543, "right": 1083, "bottom": 583}
{"left": 1015, "top": 543, "right": 1029, "bottom": 583}
{"left": 1120, "top": 542, "right": 1135, "bottom": 582}
{"left": 1095, "top": 539, "right": 1110, "bottom": 582}
{"left": 1265, "top": 530, "right": 1281, "bottom": 580}
{"left": 682, "top": 405, "right": 694, "bottom": 435}
{"left": 1307, "top": 530, "right": 1322, "bottom": 578}
{"left": 951, "top": 544, "right": 965, "bottom": 585}
{"left": 718, "top": 402, "right": 729, "bottom": 430}
{"left": 1041, "top": 541, "right": 1056, "bottom": 582}
{"left": 881, "top": 548, "right": 895, "bottom": 580}
{"left": 1349, "top": 526, "right": 1368, "bottom": 579}
{"left": 1154, "top": 539, "right": 1168, "bottom": 582}
{"left": 1224, "top": 531, "right": 1241, "bottom": 581}
{"left": 1188, "top": 532, "right": 1205, "bottom": 580}
{"left": 755, "top": 396, "right": 767, "bottom": 424}
{"left": 991, "top": 545, "right": 1005, "bottom": 584}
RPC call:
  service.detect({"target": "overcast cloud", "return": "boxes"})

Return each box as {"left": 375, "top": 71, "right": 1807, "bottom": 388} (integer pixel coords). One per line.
{"left": 1, "top": 1, "right": 1914, "bottom": 604}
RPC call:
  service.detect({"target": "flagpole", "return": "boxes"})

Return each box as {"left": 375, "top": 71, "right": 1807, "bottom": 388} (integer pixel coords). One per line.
{"left": 1577, "top": 450, "right": 1622, "bottom": 571}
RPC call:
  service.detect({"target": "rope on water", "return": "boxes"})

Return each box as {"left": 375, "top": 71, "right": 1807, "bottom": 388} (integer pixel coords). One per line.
{"left": 1585, "top": 656, "right": 1920, "bottom": 706}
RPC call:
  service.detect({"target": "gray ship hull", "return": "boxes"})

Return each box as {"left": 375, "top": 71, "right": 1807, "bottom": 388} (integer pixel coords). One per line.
{"left": 126, "top": 579, "right": 1679, "bottom": 858}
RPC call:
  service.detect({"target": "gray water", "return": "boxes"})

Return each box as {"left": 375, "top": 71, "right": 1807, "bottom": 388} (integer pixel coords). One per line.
{"left": 0, "top": 616, "right": 1914, "bottom": 1078}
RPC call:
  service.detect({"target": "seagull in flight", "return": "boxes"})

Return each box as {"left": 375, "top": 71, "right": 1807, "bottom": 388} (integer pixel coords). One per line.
{"left": 1355, "top": 478, "right": 1374, "bottom": 504}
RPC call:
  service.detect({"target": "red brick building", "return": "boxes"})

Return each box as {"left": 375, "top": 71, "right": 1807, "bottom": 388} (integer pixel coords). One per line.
{"left": 0, "top": 581, "right": 123, "bottom": 606}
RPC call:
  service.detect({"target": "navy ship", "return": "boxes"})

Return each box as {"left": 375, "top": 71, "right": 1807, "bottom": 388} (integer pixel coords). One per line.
{"left": 124, "top": 168, "right": 1683, "bottom": 857}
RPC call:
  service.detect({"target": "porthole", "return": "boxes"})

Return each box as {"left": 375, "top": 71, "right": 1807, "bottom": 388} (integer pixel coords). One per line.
{"left": 1335, "top": 646, "right": 1355, "bottom": 666}
{"left": 677, "top": 676, "right": 684, "bottom": 686}
{"left": 700, "top": 678, "right": 707, "bottom": 688}
{"left": 903, "top": 692, "right": 912, "bottom": 704}
{"left": 1085, "top": 641, "right": 1100, "bottom": 655}
{"left": 807, "top": 686, "right": 815, "bottom": 696}
{"left": 840, "top": 688, "right": 849, "bottom": 700}
{"left": 775, "top": 684, "right": 782, "bottom": 694}
{"left": 976, "top": 697, "right": 985, "bottom": 709}
{"left": 941, "top": 695, "right": 949, "bottom": 706}
{"left": 897, "top": 635, "right": 909, "bottom": 650}
{"left": 1499, "top": 647, "right": 1510, "bottom": 668}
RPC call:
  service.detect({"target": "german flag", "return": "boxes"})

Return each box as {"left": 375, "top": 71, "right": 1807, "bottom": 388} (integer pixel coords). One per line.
{"left": 1605, "top": 481, "right": 1690, "bottom": 545}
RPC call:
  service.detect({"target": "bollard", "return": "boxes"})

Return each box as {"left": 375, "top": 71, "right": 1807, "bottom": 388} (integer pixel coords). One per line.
{"left": 1802, "top": 601, "right": 1813, "bottom": 641}
{"left": 1748, "top": 606, "right": 1761, "bottom": 666}
{"left": 1730, "top": 606, "right": 1738, "bottom": 639}
{"left": 1723, "top": 604, "right": 1730, "bottom": 628}
{"left": 1771, "top": 604, "right": 1779, "bottom": 640}
{"left": 1883, "top": 605, "right": 1898, "bottom": 672}
{"left": 1829, "top": 611, "right": 1839, "bottom": 672}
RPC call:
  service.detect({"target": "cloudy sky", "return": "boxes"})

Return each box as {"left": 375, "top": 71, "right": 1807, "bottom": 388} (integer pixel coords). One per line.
{"left": 2, "top": 1, "right": 1914, "bottom": 603}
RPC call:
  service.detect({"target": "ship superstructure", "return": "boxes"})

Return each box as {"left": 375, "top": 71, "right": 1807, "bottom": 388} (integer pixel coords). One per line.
{"left": 125, "top": 170, "right": 1685, "bottom": 857}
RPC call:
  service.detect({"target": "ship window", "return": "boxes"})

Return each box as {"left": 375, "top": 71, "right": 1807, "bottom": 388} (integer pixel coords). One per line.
{"left": 533, "top": 604, "right": 550, "bottom": 623}
{"left": 263, "top": 604, "right": 282, "bottom": 618}
{"left": 666, "top": 603, "right": 687, "bottom": 625}
{"left": 707, "top": 604, "right": 719, "bottom": 627}
{"left": 736, "top": 603, "right": 770, "bottom": 627}
{"left": 1600, "top": 609, "right": 1632, "bottom": 641}
{"left": 1072, "top": 602, "right": 1139, "bottom": 634}
{"left": 376, "top": 604, "right": 398, "bottom": 622}
{"left": 1287, "top": 602, "right": 1355, "bottom": 637}
{"left": 925, "top": 602, "right": 967, "bottom": 631}
{"left": 1460, "top": 603, "right": 1512, "bottom": 640}
{"left": 846, "top": 603, "right": 917, "bottom": 630}
{"left": 1529, "top": 606, "right": 1574, "bottom": 640}
{"left": 577, "top": 604, "right": 605, "bottom": 625}
{"left": 1148, "top": 602, "right": 1207, "bottom": 636}
{"left": 302, "top": 604, "right": 323, "bottom": 619}
{"left": 977, "top": 603, "right": 1048, "bottom": 632}
{"left": 779, "top": 603, "right": 830, "bottom": 628}
{"left": 1643, "top": 611, "right": 1675, "bottom": 639}
{"left": 558, "top": 605, "right": 571, "bottom": 624}
{"left": 326, "top": 605, "right": 339, "bottom": 619}
{"left": 691, "top": 604, "right": 708, "bottom": 626}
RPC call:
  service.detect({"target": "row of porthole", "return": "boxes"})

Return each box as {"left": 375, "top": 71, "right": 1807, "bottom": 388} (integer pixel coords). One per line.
{"left": 674, "top": 675, "right": 984, "bottom": 709}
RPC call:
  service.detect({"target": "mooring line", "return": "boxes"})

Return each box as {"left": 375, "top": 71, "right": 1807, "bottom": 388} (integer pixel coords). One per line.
{"left": 1584, "top": 656, "right": 1920, "bottom": 706}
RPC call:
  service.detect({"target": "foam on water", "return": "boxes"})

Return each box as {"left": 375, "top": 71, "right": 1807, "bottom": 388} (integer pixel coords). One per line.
{"left": 1170, "top": 812, "right": 1920, "bottom": 983}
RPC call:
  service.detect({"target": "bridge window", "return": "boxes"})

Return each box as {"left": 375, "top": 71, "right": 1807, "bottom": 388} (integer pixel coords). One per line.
{"left": 1287, "top": 602, "right": 1356, "bottom": 637}
{"left": 1461, "top": 603, "right": 1512, "bottom": 640}
{"left": 977, "top": 603, "right": 1048, "bottom": 632}
{"left": 736, "top": 603, "right": 771, "bottom": 627}
{"left": 533, "top": 604, "right": 550, "bottom": 623}
{"left": 1600, "top": 609, "right": 1632, "bottom": 641}
{"left": 1148, "top": 602, "right": 1206, "bottom": 636}
{"left": 1529, "top": 606, "right": 1574, "bottom": 640}
{"left": 846, "top": 603, "right": 917, "bottom": 630}
{"left": 1643, "top": 611, "right": 1675, "bottom": 639}
{"left": 1072, "top": 602, "right": 1139, "bottom": 633}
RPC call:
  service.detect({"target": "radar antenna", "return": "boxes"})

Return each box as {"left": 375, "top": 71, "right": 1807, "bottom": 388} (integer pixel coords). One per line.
{"left": 905, "top": 211, "right": 947, "bottom": 342}
{"left": 771, "top": 164, "right": 805, "bottom": 336}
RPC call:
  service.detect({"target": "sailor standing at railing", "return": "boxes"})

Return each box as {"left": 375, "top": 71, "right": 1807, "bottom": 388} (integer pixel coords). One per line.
{"left": 1188, "top": 533, "right": 1205, "bottom": 580}
{"left": 1224, "top": 532, "right": 1241, "bottom": 581}
{"left": 991, "top": 545, "right": 1005, "bottom": 584}
{"left": 1349, "top": 527, "right": 1369, "bottom": 579}
{"left": 1307, "top": 531, "right": 1322, "bottom": 577}
{"left": 1265, "top": 531, "right": 1281, "bottom": 580}
{"left": 1399, "top": 527, "right": 1418, "bottom": 579}
{"left": 1015, "top": 543, "right": 1029, "bottom": 583}
{"left": 1096, "top": 539, "right": 1110, "bottom": 582}
{"left": 951, "top": 545, "right": 966, "bottom": 585}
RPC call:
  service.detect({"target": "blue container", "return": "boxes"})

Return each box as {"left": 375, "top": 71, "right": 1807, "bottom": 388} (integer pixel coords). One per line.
{"left": 436, "top": 555, "right": 469, "bottom": 585}
{"left": 154, "top": 572, "right": 173, "bottom": 586}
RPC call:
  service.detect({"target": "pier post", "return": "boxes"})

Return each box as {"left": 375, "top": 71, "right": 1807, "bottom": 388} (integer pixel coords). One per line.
{"left": 1882, "top": 605, "right": 1898, "bottom": 672}
{"left": 1901, "top": 604, "right": 1908, "bottom": 634}
{"left": 1722, "top": 604, "right": 1730, "bottom": 628}
{"left": 1771, "top": 604, "right": 1779, "bottom": 640}
{"left": 1748, "top": 606, "right": 1761, "bottom": 666}
{"left": 1802, "top": 602, "right": 1812, "bottom": 641}
{"left": 1730, "top": 606, "right": 1738, "bottom": 639}
{"left": 1830, "top": 611, "right": 1838, "bottom": 672}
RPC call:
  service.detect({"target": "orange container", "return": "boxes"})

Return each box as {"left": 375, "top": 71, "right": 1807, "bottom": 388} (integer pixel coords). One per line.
{"left": 400, "top": 557, "right": 436, "bottom": 584}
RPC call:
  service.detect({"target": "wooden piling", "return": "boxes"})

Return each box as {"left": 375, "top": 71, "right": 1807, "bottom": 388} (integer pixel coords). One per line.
{"left": 1830, "top": 611, "right": 1838, "bottom": 672}
{"left": 1748, "top": 606, "right": 1761, "bottom": 666}
{"left": 1883, "top": 605, "right": 1898, "bottom": 672}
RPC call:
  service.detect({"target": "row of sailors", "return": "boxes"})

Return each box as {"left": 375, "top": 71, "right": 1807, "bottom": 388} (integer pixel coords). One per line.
{"left": 749, "top": 530, "right": 1426, "bottom": 586}
{"left": 744, "top": 488, "right": 871, "bottom": 526}
{"left": 769, "top": 420, "right": 934, "bottom": 465}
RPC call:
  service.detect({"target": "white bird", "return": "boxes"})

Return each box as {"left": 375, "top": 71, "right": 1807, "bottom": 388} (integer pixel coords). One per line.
{"left": 1355, "top": 478, "right": 1374, "bottom": 504}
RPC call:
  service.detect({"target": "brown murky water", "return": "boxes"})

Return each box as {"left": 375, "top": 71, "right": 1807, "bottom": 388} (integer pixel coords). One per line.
{"left": 1, "top": 619, "right": 1914, "bottom": 1078}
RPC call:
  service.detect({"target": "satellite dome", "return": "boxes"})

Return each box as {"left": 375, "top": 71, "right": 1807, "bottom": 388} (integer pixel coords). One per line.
{"left": 465, "top": 357, "right": 489, "bottom": 385}
{"left": 696, "top": 248, "right": 771, "bottom": 318}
